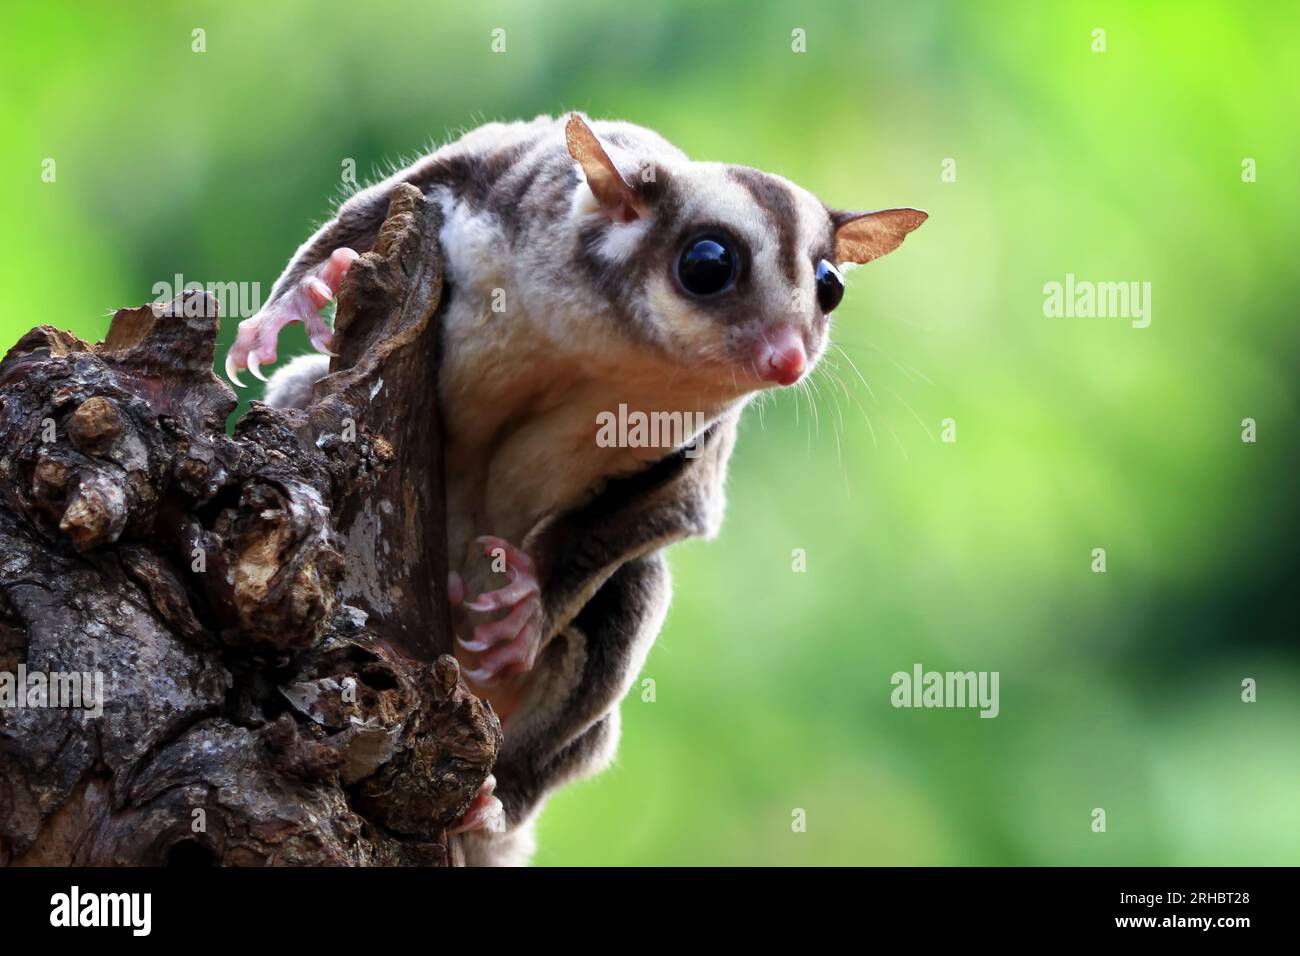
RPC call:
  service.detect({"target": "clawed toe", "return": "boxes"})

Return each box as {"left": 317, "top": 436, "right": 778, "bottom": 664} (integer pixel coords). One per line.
{"left": 457, "top": 595, "right": 540, "bottom": 653}
{"left": 449, "top": 775, "right": 505, "bottom": 835}
{"left": 224, "top": 247, "right": 358, "bottom": 386}
{"left": 464, "top": 567, "right": 538, "bottom": 613}
{"left": 456, "top": 536, "right": 543, "bottom": 686}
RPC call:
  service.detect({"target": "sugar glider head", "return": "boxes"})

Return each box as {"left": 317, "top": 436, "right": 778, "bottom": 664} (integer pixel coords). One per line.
{"left": 565, "top": 113, "right": 927, "bottom": 392}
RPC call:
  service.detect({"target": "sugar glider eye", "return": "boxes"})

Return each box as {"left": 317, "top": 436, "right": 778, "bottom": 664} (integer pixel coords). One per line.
{"left": 815, "top": 259, "right": 845, "bottom": 313}
{"left": 676, "top": 236, "right": 737, "bottom": 297}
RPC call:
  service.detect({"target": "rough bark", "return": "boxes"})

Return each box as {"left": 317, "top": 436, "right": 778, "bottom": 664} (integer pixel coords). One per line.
{"left": 0, "top": 183, "right": 500, "bottom": 866}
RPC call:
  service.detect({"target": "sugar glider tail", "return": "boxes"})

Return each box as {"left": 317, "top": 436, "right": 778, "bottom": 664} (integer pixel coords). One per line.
{"left": 262, "top": 353, "right": 330, "bottom": 409}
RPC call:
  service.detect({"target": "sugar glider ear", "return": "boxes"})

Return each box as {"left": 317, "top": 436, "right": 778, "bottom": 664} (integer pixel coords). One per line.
{"left": 830, "top": 208, "right": 928, "bottom": 266}
{"left": 565, "top": 113, "right": 646, "bottom": 224}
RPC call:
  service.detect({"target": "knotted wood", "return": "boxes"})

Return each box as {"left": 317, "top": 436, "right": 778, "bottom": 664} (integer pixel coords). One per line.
{"left": 0, "top": 183, "right": 499, "bottom": 866}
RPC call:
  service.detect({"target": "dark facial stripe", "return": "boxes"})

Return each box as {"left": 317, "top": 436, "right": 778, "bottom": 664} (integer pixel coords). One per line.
{"left": 727, "top": 166, "right": 801, "bottom": 286}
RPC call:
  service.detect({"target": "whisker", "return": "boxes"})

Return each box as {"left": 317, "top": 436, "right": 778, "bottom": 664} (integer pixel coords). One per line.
{"left": 799, "top": 378, "right": 814, "bottom": 456}
{"left": 820, "top": 363, "right": 849, "bottom": 441}
{"left": 875, "top": 347, "right": 935, "bottom": 387}
{"left": 826, "top": 357, "right": 878, "bottom": 449}
{"left": 883, "top": 384, "right": 936, "bottom": 444}
{"left": 833, "top": 343, "right": 879, "bottom": 404}
{"left": 835, "top": 338, "right": 937, "bottom": 388}
{"left": 880, "top": 412, "right": 910, "bottom": 462}
{"left": 814, "top": 365, "right": 848, "bottom": 486}
{"left": 804, "top": 374, "right": 823, "bottom": 439}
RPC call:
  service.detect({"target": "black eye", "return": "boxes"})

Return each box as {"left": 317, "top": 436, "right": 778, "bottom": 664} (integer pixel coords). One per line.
{"left": 815, "top": 259, "right": 845, "bottom": 313}
{"left": 677, "top": 236, "right": 737, "bottom": 297}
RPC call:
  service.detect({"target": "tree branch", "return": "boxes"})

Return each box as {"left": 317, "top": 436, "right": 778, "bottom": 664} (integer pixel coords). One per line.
{"left": 0, "top": 183, "right": 499, "bottom": 866}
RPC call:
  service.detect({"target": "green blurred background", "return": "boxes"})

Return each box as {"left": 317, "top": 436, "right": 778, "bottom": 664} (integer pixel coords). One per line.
{"left": 2, "top": 1, "right": 1296, "bottom": 865}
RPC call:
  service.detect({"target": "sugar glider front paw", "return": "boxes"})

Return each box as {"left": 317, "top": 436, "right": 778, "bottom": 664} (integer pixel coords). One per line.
{"left": 225, "top": 247, "right": 358, "bottom": 386}
{"left": 449, "top": 535, "right": 542, "bottom": 687}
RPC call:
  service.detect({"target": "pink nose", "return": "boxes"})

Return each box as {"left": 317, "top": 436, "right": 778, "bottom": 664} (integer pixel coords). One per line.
{"left": 756, "top": 326, "right": 807, "bottom": 386}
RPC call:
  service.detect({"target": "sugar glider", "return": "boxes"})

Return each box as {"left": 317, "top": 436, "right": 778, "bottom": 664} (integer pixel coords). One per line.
{"left": 226, "top": 114, "right": 926, "bottom": 865}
